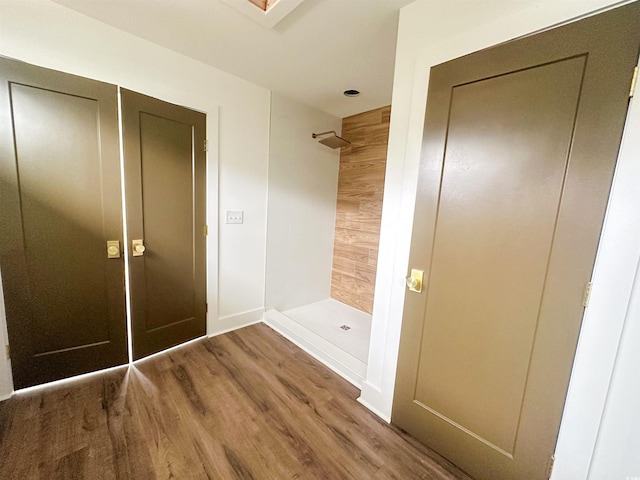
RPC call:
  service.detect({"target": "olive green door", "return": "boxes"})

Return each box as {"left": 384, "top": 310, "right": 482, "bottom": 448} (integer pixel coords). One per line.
{"left": 0, "top": 57, "right": 127, "bottom": 388}
{"left": 121, "top": 89, "right": 207, "bottom": 361}
{"left": 393, "top": 4, "right": 640, "bottom": 480}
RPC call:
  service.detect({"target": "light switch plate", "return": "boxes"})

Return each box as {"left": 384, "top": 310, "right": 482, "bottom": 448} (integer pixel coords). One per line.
{"left": 225, "top": 210, "right": 244, "bottom": 224}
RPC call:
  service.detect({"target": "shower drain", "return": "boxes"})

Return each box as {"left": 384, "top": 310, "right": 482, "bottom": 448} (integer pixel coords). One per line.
{"left": 340, "top": 324, "right": 351, "bottom": 331}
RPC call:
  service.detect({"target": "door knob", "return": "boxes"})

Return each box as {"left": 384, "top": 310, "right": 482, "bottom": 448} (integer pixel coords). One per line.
{"left": 132, "top": 239, "right": 146, "bottom": 256}
{"left": 106, "top": 240, "right": 121, "bottom": 259}
{"left": 406, "top": 269, "right": 424, "bottom": 293}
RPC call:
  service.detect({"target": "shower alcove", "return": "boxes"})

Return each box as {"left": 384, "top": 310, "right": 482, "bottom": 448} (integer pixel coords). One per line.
{"left": 263, "top": 93, "right": 390, "bottom": 387}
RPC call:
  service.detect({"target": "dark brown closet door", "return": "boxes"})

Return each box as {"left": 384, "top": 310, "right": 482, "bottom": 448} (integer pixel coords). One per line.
{"left": 0, "top": 57, "right": 127, "bottom": 389}
{"left": 392, "top": 4, "right": 640, "bottom": 480}
{"left": 121, "top": 89, "right": 206, "bottom": 360}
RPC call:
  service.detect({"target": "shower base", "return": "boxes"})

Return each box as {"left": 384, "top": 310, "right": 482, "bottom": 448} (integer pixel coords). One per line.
{"left": 264, "top": 298, "right": 371, "bottom": 388}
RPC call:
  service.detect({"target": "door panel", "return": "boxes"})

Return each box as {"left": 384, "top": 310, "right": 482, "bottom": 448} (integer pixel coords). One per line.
{"left": 121, "top": 89, "right": 206, "bottom": 360}
{"left": 414, "top": 56, "right": 585, "bottom": 456}
{"left": 139, "top": 113, "right": 196, "bottom": 332}
{"left": 0, "top": 57, "right": 127, "bottom": 388}
{"left": 393, "top": 4, "right": 640, "bottom": 480}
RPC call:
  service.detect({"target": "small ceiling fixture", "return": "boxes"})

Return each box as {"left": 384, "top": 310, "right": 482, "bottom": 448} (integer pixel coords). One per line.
{"left": 343, "top": 89, "right": 360, "bottom": 97}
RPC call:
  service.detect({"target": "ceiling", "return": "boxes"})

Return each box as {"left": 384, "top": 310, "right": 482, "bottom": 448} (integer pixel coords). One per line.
{"left": 51, "top": 0, "right": 415, "bottom": 118}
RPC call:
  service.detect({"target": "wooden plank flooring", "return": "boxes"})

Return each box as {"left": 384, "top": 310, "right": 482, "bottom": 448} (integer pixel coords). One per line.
{"left": 0, "top": 324, "right": 473, "bottom": 479}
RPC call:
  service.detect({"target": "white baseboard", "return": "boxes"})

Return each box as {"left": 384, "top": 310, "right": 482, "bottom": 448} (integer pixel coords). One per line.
{"left": 0, "top": 391, "right": 12, "bottom": 402}
{"left": 357, "top": 394, "right": 391, "bottom": 423}
{"left": 263, "top": 309, "right": 367, "bottom": 389}
{"left": 358, "top": 379, "right": 393, "bottom": 422}
{"left": 209, "top": 308, "right": 264, "bottom": 337}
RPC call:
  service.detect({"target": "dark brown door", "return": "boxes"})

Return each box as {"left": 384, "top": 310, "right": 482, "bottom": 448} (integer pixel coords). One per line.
{"left": 393, "top": 4, "right": 640, "bottom": 480}
{"left": 121, "top": 89, "right": 206, "bottom": 360}
{"left": 0, "top": 57, "right": 127, "bottom": 389}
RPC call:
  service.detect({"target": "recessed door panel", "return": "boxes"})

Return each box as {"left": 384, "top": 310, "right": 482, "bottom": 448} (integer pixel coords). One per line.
{"left": 122, "top": 89, "right": 206, "bottom": 360}
{"left": 0, "top": 57, "right": 127, "bottom": 388}
{"left": 140, "top": 113, "right": 196, "bottom": 332}
{"left": 12, "top": 85, "right": 111, "bottom": 352}
{"left": 414, "top": 57, "right": 584, "bottom": 454}
{"left": 393, "top": 4, "right": 640, "bottom": 479}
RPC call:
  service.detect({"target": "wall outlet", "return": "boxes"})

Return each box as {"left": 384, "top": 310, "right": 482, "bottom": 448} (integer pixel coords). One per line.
{"left": 225, "top": 210, "right": 243, "bottom": 224}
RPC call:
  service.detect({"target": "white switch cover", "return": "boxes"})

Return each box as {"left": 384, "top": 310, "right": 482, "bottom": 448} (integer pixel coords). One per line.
{"left": 225, "top": 210, "right": 244, "bottom": 224}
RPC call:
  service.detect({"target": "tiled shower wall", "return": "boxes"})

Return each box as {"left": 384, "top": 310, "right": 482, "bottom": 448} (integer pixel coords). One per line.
{"left": 330, "top": 106, "right": 390, "bottom": 314}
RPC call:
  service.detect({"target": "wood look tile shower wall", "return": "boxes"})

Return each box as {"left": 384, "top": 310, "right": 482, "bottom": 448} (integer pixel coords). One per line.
{"left": 330, "top": 106, "right": 390, "bottom": 314}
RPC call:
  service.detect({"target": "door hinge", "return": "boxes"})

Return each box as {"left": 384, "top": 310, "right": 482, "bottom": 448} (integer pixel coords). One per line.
{"left": 582, "top": 281, "right": 593, "bottom": 308}
{"left": 204, "top": 225, "right": 209, "bottom": 236}
{"left": 546, "top": 455, "right": 555, "bottom": 479}
{"left": 206, "top": 303, "right": 208, "bottom": 313}
{"left": 630, "top": 66, "right": 638, "bottom": 98}
{"left": 204, "top": 139, "right": 209, "bottom": 152}
{"left": 5, "top": 345, "right": 9, "bottom": 360}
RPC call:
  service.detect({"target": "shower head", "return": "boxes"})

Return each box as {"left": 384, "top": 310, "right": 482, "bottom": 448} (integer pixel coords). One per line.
{"left": 312, "top": 131, "right": 350, "bottom": 149}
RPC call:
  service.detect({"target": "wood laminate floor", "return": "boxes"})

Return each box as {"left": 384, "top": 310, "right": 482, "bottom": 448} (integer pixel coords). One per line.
{"left": 0, "top": 323, "right": 473, "bottom": 479}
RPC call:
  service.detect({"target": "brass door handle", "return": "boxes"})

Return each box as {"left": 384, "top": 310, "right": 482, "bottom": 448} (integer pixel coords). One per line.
{"left": 406, "top": 276, "right": 419, "bottom": 289}
{"left": 132, "top": 239, "right": 146, "bottom": 256}
{"left": 406, "top": 269, "right": 424, "bottom": 293}
{"left": 107, "top": 240, "right": 121, "bottom": 259}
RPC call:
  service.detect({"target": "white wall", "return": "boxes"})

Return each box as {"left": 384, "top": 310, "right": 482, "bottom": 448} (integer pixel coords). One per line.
{"left": 0, "top": 0, "right": 271, "bottom": 395}
{"left": 553, "top": 55, "right": 640, "bottom": 479}
{"left": 265, "top": 93, "right": 340, "bottom": 312}
{"left": 361, "top": 0, "right": 640, "bottom": 477}
{"left": 588, "top": 260, "right": 640, "bottom": 478}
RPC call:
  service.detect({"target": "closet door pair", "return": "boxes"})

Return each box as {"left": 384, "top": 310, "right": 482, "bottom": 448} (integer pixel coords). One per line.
{"left": 0, "top": 57, "right": 206, "bottom": 389}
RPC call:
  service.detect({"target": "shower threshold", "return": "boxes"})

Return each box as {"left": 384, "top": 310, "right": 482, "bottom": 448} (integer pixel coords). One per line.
{"left": 264, "top": 298, "right": 371, "bottom": 388}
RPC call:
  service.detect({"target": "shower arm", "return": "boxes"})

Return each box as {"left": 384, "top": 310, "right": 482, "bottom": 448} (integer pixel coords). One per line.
{"left": 312, "top": 131, "right": 337, "bottom": 139}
